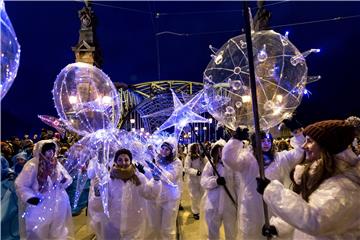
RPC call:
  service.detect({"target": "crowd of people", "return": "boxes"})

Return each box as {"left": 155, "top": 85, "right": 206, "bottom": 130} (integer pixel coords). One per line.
{"left": 1, "top": 116, "right": 360, "bottom": 240}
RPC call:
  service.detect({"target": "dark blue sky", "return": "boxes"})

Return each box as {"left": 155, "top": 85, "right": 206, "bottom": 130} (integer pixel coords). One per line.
{"left": 2, "top": 1, "right": 360, "bottom": 139}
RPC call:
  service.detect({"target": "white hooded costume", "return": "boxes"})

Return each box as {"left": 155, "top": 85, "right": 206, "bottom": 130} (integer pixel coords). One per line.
{"left": 222, "top": 133, "right": 304, "bottom": 239}
{"left": 200, "top": 139, "right": 238, "bottom": 240}
{"left": 184, "top": 143, "right": 207, "bottom": 215}
{"left": 88, "top": 169, "right": 161, "bottom": 240}
{"left": 264, "top": 148, "right": 360, "bottom": 239}
{"left": 146, "top": 141, "right": 183, "bottom": 240}
{"left": 15, "top": 140, "right": 73, "bottom": 240}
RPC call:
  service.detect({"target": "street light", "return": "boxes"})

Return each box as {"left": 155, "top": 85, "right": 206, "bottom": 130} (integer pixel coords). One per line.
{"left": 208, "top": 118, "right": 213, "bottom": 142}
{"left": 203, "top": 126, "right": 207, "bottom": 142}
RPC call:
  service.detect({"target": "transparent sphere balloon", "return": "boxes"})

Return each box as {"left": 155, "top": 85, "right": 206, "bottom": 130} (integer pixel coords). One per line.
{"left": 63, "top": 129, "right": 146, "bottom": 216}
{"left": 204, "top": 30, "right": 318, "bottom": 130}
{"left": 53, "top": 62, "right": 122, "bottom": 135}
{"left": 63, "top": 128, "right": 175, "bottom": 215}
{"left": 0, "top": 0, "right": 21, "bottom": 100}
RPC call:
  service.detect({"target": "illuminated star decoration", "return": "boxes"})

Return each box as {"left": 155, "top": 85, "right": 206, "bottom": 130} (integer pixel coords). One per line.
{"left": 38, "top": 115, "right": 67, "bottom": 136}
{"left": 157, "top": 89, "right": 209, "bottom": 141}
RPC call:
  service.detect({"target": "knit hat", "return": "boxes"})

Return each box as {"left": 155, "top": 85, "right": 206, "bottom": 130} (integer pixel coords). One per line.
{"left": 303, "top": 120, "right": 355, "bottom": 154}
{"left": 161, "top": 142, "right": 174, "bottom": 153}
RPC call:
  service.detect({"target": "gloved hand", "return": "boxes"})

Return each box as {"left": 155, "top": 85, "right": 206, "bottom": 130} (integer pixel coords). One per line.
{"left": 256, "top": 177, "right": 271, "bottom": 195}
{"left": 233, "top": 127, "right": 250, "bottom": 141}
{"left": 196, "top": 170, "right": 202, "bottom": 176}
{"left": 135, "top": 163, "right": 145, "bottom": 174}
{"left": 262, "top": 224, "right": 278, "bottom": 238}
{"left": 27, "top": 197, "right": 40, "bottom": 205}
{"left": 282, "top": 117, "right": 302, "bottom": 133}
{"left": 216, "top": 177, "right": 226, "bottom": 185}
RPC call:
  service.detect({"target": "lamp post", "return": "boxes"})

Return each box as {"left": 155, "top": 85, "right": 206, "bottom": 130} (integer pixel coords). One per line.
{"left": 203, "top": 126, "right": 207, "bottom": 142}
{"left": 130, "top": 118, "right": 135, "bottom": 132}
{"left": 208, "top": 118, "right": 213, "bottom": 142}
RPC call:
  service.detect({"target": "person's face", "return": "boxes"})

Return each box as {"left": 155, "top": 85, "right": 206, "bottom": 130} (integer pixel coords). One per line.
{"left": 261, "top": 137, "right": 272, "bottom": 152}
{"left": 160, "top": 146, "right": 172, "bottom": 157}
{"left": 302, "top": 136, "right": 322, "bottom": 162}
{"left": 12, "top": 138, "right": 21, "bottom": 147}
{"left": 1, "top": 143, "right": 12, "bottom": 156}
{"left": 115, "top": 153, "right": 131, "bottom": 168}
{"left": 44, "top": 149, "right": 55, "bottom": 160}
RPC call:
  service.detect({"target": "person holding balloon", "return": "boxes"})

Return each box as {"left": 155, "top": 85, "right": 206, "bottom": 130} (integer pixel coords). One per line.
{"left": 222, "top": 119, "right": 305, "bottom": 239}
{"left": 15, "top": 140, "right": 74, "bottom": 240}
{"left": 88, "top": 148, "right": 161, "bottom": 239}
{"left": 146, "top": 141, "right": 183, "bottom": 240}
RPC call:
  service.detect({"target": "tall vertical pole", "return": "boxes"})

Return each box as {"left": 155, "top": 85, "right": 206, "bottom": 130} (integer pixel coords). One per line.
{"left": 243, "top": 1, "right": 271, "bottom": 238}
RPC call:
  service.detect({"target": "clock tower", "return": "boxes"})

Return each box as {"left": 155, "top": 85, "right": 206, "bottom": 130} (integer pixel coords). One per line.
{"left": 72, "top": 1, "right": 102, "bottom": 67}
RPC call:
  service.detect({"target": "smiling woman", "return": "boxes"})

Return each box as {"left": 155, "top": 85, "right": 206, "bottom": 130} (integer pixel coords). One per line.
{"left": 258, "top": 119, "right": 360, "bottom": 239}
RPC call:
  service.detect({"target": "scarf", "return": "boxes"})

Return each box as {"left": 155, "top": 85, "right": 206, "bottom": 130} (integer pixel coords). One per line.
{"left": 110, "top": 164, "right": 141, "bottom": 186}
{"left": 37, "top": 154, "right": 58, "bottom": 193}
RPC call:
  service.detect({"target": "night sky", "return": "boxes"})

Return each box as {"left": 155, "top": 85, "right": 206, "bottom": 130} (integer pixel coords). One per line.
{"left": 2, "top": 1, "right": 360, "bottom": 139}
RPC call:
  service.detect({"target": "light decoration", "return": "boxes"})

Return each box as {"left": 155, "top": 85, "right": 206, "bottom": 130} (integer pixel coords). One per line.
{"left": 53, "top": 62, "right": 122, "bottom": 136}
{"left": 63, "top": 129, "right": 175, "bottom": 217}
{"left": 0, "top": 0, "right": 21, "bottom": 100}
{"left": 21, "top": 175, "right": 72, "bottom": 233}
{"left": 156, "top": 89, "right": 209, "bottom": 141}
{"left": 203, "top": 30, "right": 320, "bottom": 130}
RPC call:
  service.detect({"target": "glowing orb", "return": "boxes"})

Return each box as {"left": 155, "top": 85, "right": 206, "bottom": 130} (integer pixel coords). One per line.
{"left": 204, "top": 30, "right": 314, "bottom": 130}
{"left": 53, "top": 62, "right": 122, "bottom": 136}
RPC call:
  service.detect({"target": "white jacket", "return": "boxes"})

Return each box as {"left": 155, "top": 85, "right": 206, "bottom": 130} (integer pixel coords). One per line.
{"left": 264, "top": 148, "right": 360, "bottom": 240}
{"left": 200, "top": 161, "right": 237, "bottom": 213}
{"left": 89, "top": 172, "right": 161, "bottom": 240}
{"left": 222, "top": 136, "right": 304, "bottom": 239}
{"left": 15, "top": 139, "right": 73, "bottom": 240}
{"left": 157, "top": 158, "right": 183, "bottom": 202}
{"left": 184, "top": 154, "right": 207, "bottom": 183}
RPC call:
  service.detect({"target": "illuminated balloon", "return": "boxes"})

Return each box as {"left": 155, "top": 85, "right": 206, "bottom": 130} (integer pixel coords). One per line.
{"left": 63, "top": 128, "right": 174, "bottom": 215}
{"left": 203, "top": 30, "right": 319, "bottom": 130}
{"left": 53, "top": 62, "right": 122, "bottom": 136}
{"left": 0, "top": 0, "right": 21, "bottom": 100}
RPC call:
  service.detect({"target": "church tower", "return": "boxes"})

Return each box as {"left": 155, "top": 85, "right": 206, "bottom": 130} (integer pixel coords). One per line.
{"left": 72, "top": 1, "right": 102, "bottom": 67}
